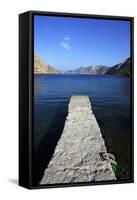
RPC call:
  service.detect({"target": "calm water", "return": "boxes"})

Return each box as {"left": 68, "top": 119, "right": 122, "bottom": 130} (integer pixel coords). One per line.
{"left": 33, "top": 74, "right": 131, "bottom": 185}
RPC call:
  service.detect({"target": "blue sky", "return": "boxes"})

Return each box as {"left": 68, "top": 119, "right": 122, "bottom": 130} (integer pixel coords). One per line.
{"left": 34, "top": 15, "right": 130, "bottom": 71}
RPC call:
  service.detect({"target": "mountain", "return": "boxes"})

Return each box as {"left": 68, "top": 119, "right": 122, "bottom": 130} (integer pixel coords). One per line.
{"left": 34, "top": 53, "right": 60, "bottom": 74}
{"left": 34, "top": 54, "right": 131, "bottom": 76}
{"left": 66, "top": 57, "right": 131, "bottom": 77}
{"left": 106, "top": 57, "right": 131, "bottom": 77}
{"left": 66, "top": 65, "right": 109, "bottom": 75}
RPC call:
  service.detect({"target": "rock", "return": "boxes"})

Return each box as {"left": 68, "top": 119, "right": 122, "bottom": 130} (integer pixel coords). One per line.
{"left": 34, "top": 53, "right": 60, "bottom": 74}
{"left": 40, "top": 96, "right": 116, "bottom": 184}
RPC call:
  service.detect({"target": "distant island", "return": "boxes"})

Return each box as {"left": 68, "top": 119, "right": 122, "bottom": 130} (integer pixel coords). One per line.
{"left": 34, "top": 53, "right": 131, "bottom": 77}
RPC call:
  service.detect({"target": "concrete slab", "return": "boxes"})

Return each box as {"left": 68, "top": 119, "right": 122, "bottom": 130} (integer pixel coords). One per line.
{"left": 40, "top": 96, "right": 116, "bottom": 184}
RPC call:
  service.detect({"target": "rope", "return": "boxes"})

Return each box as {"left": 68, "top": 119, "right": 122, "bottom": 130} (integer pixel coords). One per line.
{"left": 100, "top": 152, "right": 117, "bottom": 172}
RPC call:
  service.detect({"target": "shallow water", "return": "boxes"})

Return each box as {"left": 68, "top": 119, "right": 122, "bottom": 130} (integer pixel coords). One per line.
{"left": 33, "top": 74, "right": 131, "bottom": 185}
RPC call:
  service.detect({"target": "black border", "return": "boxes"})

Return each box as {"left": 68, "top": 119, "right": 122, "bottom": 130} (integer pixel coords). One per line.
{"left": 20, "top": 10, "right": 134, "bottom": 189}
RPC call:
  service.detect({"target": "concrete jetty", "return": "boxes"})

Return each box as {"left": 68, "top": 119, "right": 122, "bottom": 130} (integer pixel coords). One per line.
{"left": 40, "top": 96, "right": 116, "bottom": 184}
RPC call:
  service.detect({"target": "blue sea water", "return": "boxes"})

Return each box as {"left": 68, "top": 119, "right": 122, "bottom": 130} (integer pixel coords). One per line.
{"left": 33, "top": 74, "right": 131, "bottom": 184}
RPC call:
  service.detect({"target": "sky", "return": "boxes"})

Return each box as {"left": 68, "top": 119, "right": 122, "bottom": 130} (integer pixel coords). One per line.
{"left": 34, "top": 15, "right": 131, "bottom": 71}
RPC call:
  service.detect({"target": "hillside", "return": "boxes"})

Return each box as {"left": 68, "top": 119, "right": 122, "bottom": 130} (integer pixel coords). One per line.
{"left": 66, "top": 65, "right": 109, "bottom": 75}
{"left": 66, "top": 57, "right": 131, "bottom": 77}
{"left": 34, "top": 53, "right": 60, "bottom": 74}
{"left": 106, "top": 57, "right": 131, "bottom": 77}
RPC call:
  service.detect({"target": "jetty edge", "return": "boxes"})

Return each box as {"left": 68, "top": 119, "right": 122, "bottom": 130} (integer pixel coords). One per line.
{"left": 40, "top": 96, "right": 116, "bottom": 184}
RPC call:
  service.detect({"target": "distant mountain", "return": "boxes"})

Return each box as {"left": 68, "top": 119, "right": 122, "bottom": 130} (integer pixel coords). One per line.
{"left": 34, "top": 53, "right": 60, "bottom": 74}
{"left": 66, "top": 65, "right": 109, "bottom": 75}
{"left": 34, "top": 54, "right": 131, "bottom": 77}
{"left": 66, "top": 57, "right": 131, "bottom": 77}
{"left": 106, "top": 57, "right": 131, "bottom": 77}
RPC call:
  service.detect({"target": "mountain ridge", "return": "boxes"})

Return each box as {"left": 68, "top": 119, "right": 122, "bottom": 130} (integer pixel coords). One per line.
{"left": 106, "top": 57, "right": 131, "bottom": 77}
{"left": 66, "top": 65, "right": 109, "bottom": 75}
{"left": 34, "top": 53, "right": 60, "bottom": 74}
{"left": 65, "top": 57, "right": 131, "bottom": 77}
{"left": 34, "top": 53, "right": 131, "bottom": 77}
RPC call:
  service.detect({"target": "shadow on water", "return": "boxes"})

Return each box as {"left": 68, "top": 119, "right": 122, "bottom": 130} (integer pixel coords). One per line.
{"left": 32, "top": 103, "right": 68, "bottom": 186}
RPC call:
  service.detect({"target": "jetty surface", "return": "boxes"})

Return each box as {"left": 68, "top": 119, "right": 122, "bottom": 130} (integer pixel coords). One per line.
{"left": 40, "top": 96, "right": 116, "bottom": 184}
